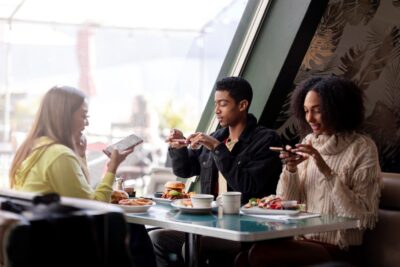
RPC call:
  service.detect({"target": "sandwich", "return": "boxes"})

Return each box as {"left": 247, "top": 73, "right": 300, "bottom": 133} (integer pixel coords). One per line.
{"left": 161, "top": 181, "right": 187, "bottom": 200}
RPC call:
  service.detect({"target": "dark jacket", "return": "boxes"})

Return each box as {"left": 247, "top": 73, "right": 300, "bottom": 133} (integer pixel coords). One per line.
{"left": 169, "top": 114, "right": 282, "bottom": 204}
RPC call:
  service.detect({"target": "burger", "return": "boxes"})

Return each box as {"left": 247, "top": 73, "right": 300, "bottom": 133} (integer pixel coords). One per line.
{"left": 161, "top": 181, "right": 187, "bottom": 199}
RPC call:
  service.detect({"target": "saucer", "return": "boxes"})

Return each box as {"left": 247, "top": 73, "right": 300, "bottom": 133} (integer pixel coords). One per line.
{"left": 117, "top": 202, "right": 156, "bottom": 213}
{"left": 171, "top": 199, "right": 217, "bottom": 214}
{"left": 153, "top": 197, "right": 173, "bottom": 205}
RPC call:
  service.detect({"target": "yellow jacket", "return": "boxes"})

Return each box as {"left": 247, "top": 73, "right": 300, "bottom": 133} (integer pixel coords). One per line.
{"left": 13, "top": 136, "right": 114, "bottom": 202}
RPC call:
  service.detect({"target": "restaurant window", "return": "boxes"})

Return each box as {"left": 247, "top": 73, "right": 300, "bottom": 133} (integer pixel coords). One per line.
{"left": 0, "top": 0, "right": 248, "bottom": 191}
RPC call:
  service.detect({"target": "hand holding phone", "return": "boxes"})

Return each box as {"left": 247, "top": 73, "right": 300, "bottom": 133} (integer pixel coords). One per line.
{"left": 269, "top": 146, "right": 299, "bottom": 158}
{"left": 170, "top": 139, "right": 189, "bottom": 145}
{"left": 104, "top": 134, "right": 143, "bottom": 155}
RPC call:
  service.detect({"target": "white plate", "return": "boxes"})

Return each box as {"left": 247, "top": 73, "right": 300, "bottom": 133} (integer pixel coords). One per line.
{"left": 117, "top": 202, "right": 156, "bottom": 213}
{"left": 240, "top": 206, "right": 300, "bottom": 215}
{"left": 153, "top": 197, "right": 173, "bottom": 205}
{"left": 172, "top": 199, "right": 218, "bottom": 214}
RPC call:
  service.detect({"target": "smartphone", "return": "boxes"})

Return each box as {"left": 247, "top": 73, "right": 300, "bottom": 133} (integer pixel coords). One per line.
{"left": 269, "top": 146, "right": 299, "bottom": 157}
{"left": 104, "top": 134, "right": 143, "bottom": 154}
{"left": 171, "top": 139, "right": 189, "bottom": 145}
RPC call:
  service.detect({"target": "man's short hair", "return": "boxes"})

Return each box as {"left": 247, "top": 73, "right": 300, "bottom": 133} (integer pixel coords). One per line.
{"left": 216, "top": 76, "right": 253, "bottom": 110}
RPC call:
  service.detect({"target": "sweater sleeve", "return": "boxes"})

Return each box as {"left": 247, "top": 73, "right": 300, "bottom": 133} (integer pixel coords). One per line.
{"left": 276, "top": 168, "right": 302, "bottom": 201}
{"left": 325, "top": 139, "right": 382, "bottom": 229}
{"left": 46, "top": 153, "right": 115, "bottom": 202}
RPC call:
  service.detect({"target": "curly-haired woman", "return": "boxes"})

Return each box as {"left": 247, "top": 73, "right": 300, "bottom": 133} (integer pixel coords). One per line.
{"left": 241, "top": 76, "right": 382, "bottom": 266}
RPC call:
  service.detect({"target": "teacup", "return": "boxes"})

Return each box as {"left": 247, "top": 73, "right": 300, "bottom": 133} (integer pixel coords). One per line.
{"left": 191, "top": 194, "right": 214, "bottom": 208}
{"left": 281, "top": 200, "right": 298, "bottom": 210}
{"left": 217, "top": 192, "right": 242, "bottom": 214}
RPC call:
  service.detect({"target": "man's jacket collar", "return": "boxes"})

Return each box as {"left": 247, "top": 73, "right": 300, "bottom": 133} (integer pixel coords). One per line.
{"left": 214, "top": 113, "right": 258, "bottom": 144}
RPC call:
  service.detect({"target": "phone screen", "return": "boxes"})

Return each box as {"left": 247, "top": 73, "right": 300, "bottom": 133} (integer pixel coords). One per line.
{"left": 171, "top": 139, "right": 189, "bottom": 145}
{"left": 270, "top": 146, "right": 298, "bottom": 157}
{"left": 104, "top": 134, "right": 143, "bottom": 154}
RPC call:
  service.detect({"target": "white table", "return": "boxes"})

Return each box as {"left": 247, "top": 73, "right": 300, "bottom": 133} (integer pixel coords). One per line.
{"left": 125, "top": 204, "right": 359, "bottom": 267}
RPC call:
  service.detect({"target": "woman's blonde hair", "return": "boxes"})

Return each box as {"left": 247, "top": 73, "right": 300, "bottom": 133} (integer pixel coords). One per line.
{"left": 9, "top": 86, "right": 86, "bottom": 187}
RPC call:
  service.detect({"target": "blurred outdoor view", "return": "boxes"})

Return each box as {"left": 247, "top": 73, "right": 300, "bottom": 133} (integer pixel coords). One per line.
{"left": 0, "top": 0, "right": 248, "bottom": 194}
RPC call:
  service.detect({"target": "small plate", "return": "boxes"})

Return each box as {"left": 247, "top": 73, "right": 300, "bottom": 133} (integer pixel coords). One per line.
{"left": 117, "top": 202, "right": 156, "bottom": 213}
{"left": 240, "top": 206, "right": 300, "bottom": 215}
{"left": 171, "top": 199, "right": 217, "bottom": 214}
{"left": 153, "top": 197, "right": 173, "bottom": 205}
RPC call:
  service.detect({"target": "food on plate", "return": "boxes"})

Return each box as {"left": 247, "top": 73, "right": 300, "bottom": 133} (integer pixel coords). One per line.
{"left": 161, "top": 181, "right": 195, "bottom": 200}
{"left": 111, "top": 190, "right": 129, "bottom": 204}
{"left": 118, "top": 198, "right": 154, "bottom": 206}
{"left": 258, "top": 195, "right": 283, "bottom": 209}
{"left": 243, "top": 194, "right": 300, "bottom": 210}
{"left": 162, "top": 181, "right": 185, "bottom": 199}
{"left": 181, "top": 199, "right": 193, "bottom": 208}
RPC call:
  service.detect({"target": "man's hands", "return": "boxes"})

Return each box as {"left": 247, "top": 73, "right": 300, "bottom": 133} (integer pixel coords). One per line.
{"left": 166, "top": 129, "right": 189, "bottom": 149}
{"left": 166, "top": 129, "right": 221, "bottom": 151}
{"left": 186, "top": 132, "right": 220, "bottom": 150}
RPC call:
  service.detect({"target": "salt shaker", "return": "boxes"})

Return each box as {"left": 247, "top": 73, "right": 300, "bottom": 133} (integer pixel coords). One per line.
{"left": 114, "top": 177, "right": 125, "bottom": 191}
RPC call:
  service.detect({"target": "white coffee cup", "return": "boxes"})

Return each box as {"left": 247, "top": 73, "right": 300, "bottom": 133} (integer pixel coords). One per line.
{"left": 216, "top": 192, "right": 242, "bottom": 214}
{"left": 191, "top": 194, "right": 214, "bottom": 208}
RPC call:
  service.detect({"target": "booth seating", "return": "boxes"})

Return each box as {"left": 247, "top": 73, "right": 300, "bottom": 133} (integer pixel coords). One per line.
{"left": 361, "top": 172, "right": 400, "bottom": 267}
{"left": 235, "top": 172, "right": 400, "bottom": 267}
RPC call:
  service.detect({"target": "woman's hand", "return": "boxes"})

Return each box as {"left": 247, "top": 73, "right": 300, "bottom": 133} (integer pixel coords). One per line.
{"left": 106, "top": 148, "right": 134, "bottom": 174}
{"left": 280, "top": 145, "right": 305, "bottom": 172}
{"left": 75, "top": 135, "right": 87, "bottom": 158}
{"left": 293, "top": 141, "right": 332, "bottom": 177}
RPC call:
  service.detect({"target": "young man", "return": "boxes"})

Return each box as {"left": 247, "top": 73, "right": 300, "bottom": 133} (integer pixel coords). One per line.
{"left": 150, "top": 76, "right": 282, "bottom": 267}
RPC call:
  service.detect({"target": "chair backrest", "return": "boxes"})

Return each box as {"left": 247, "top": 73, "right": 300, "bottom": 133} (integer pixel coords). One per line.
{"left": 1, "top": 191, "right": 134, "bottom": 267}
{"left": 362, "top": 172, "right": 400, "bottom": 267}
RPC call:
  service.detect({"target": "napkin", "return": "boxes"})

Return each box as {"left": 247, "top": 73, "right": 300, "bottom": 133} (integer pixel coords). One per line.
{"left": 241, "top": 212, "right": 320, "bottom": 221}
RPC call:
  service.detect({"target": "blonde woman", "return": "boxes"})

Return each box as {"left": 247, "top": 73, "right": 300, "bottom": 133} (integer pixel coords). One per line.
{"left": 9, "top": 85, "right": 158, "bottom": 267}
{"left": 9, "top": 85, "right": 133, "bottom": 202}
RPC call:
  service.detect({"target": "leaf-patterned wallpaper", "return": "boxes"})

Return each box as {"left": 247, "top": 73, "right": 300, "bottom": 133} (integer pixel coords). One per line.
{"left": 275, "top": 0, "right": 400, "bottom": 172}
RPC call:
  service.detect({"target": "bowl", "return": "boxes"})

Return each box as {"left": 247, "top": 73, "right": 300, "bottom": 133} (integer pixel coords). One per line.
{"left": 191, "top": 194, "right": 214, "bottom": 208}
{"left": 282, "top": 200, "right": 298, "bottom": 210}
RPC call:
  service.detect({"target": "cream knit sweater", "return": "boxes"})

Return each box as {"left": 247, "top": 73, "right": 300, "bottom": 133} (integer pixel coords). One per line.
{"left": 277, "top": 133, "right": 382, "bottom": 248}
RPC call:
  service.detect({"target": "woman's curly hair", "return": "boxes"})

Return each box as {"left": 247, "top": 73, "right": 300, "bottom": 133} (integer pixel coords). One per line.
{"left": 290, "top": 75, "right": 365, "bottom": 136}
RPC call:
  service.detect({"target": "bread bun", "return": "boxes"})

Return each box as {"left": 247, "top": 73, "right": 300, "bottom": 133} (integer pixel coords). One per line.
{"left": 111, "top": 190, "right": 129, "bottom": 204}
{"left": 162, "top": 181, "right": 187, "bottom": 199}
{"left": 164, "top": 181, "right": 185, "bottom": 190}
